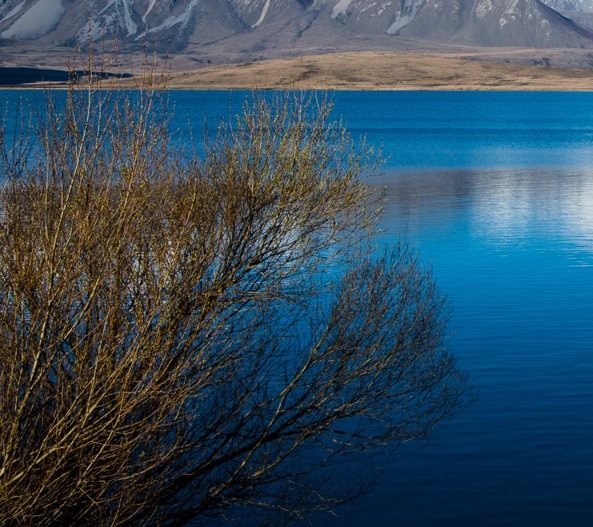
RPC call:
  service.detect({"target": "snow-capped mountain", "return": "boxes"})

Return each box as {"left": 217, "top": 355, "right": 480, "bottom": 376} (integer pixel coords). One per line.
{"left": 541, "top": 0, "right": 593, "bottom": 10}
{"left": 385, "top": 0, "right": 593, "bottom": 48}
{"left": 2, "top": 0, "right": 593, "bottom": 63}
{"left": 541, "top": 0, "right": 593, "bottom": 33}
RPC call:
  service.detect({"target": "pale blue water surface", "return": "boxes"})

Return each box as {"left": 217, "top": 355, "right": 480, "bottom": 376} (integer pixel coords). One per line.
{"left": 3, "top": 90, "right": 593, "bottom": 525}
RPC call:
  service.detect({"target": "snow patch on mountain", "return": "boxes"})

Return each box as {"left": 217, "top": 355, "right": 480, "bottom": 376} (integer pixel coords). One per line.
{"left": 252, "top": 0, "right": 272, "bottom": 27}
{"left": 137, "top": 0, "right": 201, "bottom": 39}
{"left": 332, "top": 0, "right": 354, "bottom": 18}
{"left": 143, "top": 0, "right": 159, "bottom": 23}
{"left": 542, "top": 0, "right": 593, "bottom": 10}
{"left": 362, "top": 2, "right": 394, "bottom": 17}
{"left": 119, "top": 0, "right": 138, "bottom": 36}
{"left": 500, "top": 0, "right": 521, "bottom": 29}
{"left": 386, "top": 0, "right": 426, "bottom": 35}
{"left": 77, "top": 0, "right": 139, "bottom": 43}
{"left": 101, "top": 0, "right": 137, "bottom": 36}
{"left": 476, "top": 0, "right": 495, "bottom": 20}
{"left": 0, "top": 1, "right": 25, "bottom": 24}
{"left": 1, "top": 0, "right": 64, "bottom": 39}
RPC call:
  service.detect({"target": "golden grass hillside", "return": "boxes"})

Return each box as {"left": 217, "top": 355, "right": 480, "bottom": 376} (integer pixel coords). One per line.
{"left": 117, "top": 51, "right": 593, "bottom": 91}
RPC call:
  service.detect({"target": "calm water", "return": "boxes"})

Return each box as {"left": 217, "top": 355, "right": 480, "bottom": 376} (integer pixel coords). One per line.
{"left": 329, "top": 93, "right": 593, "bottom": 526}
{"left": 148, "top": 91, "right": 593, "bottom": 525}
{"left": 3, "top": 90, "right": 593, "bottom": 525}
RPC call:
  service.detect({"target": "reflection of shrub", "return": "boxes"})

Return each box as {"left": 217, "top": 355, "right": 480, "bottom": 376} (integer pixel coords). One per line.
{"left": 0, "top": 81, "right": 469, "bottom": 525}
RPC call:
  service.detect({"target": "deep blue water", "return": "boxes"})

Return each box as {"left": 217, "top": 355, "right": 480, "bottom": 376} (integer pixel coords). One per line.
{"left": 3, "top": 90, "right": 593, "bottom": 525}
{"left": 329, "top": 93, "right": 593, "bottom": 526}
{"left": 146, "top": 91, "right": 593, "bottom": 525}
{"left": 168, "top": 90, "right": 593, "bottom": 171}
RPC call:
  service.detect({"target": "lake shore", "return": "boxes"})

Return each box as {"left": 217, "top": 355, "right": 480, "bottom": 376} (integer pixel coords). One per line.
{"left": 4, "top": 50, "right": 593, "bottom": 91}
{"left": 148, "top": 51, "right": 593, "bottom": 91}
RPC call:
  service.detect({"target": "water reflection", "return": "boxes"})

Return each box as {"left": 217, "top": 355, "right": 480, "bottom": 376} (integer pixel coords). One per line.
{"left": 376, "top": 168, "right": 593, "bottom": 255}
{"left": 340, "top": 167, "right": 593, "bottom": 527}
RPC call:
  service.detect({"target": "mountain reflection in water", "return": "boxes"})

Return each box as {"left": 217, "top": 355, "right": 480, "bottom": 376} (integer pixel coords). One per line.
{"left": 379, "top": 168, "right": 593, "bottom": 254}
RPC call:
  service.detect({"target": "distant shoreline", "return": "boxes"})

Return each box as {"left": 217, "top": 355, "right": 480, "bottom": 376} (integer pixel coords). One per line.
{"left": 0, "top": 67, "right": 132, "bottom": 87}
{"left": 0, "top": 66, "right": 72, "bottom": 86}
{"left": 3, "top": 51, "right": 593, "bottom": 91}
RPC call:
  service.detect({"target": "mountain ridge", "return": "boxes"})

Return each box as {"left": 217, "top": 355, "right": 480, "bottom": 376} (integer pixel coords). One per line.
{"left": 3, "top": 0, "right": 593, "bottom": 69}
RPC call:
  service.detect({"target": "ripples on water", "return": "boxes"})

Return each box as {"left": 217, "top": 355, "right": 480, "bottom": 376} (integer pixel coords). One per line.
{"left": 345, "top": 167, "right": 593, "bottom": 526}
{"left": 324, "top": 91, "right": 593, "bottom": 526}
{"left": 3, "top": 90, "right": 593, "bottom": 526}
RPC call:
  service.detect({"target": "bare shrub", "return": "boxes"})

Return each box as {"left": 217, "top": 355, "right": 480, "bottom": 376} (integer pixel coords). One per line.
{"left": 0, "top": 79, "right": 469, "bottom": 525}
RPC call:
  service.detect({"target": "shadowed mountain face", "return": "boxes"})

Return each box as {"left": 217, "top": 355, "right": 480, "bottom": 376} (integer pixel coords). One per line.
{"left": 1, "top": 0, "right": 593, "bottom": 63}
{"left": 391, "top": 0, "right": 593, "bottom": 48}
{"left": 543, "top": 0, "right": 593, "bottom": 9}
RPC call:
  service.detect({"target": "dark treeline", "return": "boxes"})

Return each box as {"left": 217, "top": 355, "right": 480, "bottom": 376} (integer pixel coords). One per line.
{"left": 0, "top": 67, "right": 132, "bottom": 86}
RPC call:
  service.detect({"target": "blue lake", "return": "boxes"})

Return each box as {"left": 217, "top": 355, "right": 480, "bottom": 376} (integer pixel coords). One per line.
{"left": 330, "top": 92, "right": 593, "bottom": 526}
{"left": 161, "top": 90, "right": 593, "bottom": 525}
{"left": 3, "top": 89, "right": 593, "bottom": 525}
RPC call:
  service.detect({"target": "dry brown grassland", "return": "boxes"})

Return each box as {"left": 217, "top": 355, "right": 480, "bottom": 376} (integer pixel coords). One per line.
{"left": 127, "top": 50, "right": 593, "bottom": 91}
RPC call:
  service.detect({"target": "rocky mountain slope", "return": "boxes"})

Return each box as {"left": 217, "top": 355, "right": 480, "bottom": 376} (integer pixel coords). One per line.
{"left": 2, "top": 0, "right": 593, "bottom": 66}
{"left": 542, "top": 0, "right": 593, "bottom": 10}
